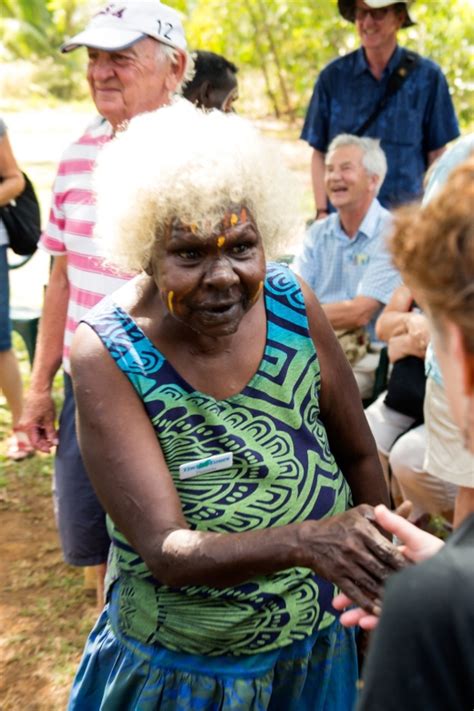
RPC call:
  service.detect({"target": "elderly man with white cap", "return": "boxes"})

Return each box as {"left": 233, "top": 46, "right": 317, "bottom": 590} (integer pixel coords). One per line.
{"left": 301, "top": 0, "right": 459, "bottom": 217}
{"left": 20, "top": 0, "right": 190, "bottom": 605}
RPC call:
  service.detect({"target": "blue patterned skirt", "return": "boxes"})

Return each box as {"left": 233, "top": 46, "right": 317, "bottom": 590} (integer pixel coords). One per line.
{"left": 68, "top": 583, "right": 358, "bottom": 711}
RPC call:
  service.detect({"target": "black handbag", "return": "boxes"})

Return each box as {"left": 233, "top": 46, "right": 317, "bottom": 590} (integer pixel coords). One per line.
{"left": 0, "top": 172, "right": 41, "bottom": 256}
{"left": 384, "top": 355, "right": 426, "bottom": 421}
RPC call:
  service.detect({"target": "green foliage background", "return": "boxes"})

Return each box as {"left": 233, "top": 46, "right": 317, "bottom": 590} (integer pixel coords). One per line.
{"left": 0, "top": 0, "right": 472, "bottom": 127}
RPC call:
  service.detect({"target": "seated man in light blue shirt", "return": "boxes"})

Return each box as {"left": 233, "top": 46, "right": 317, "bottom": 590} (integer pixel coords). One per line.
{"left": 292, "top": 134, "right": 400, "bottom": 397}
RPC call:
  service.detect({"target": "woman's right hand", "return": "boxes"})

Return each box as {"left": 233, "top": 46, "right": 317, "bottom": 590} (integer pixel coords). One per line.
{"left": 19, "top": 390, "right": 59, "bottom": 453}
{"left": 387, "top": 312, "right": 430, "bottom": 362}
{"left": 302, "top": 504, "right": 408, "bottom": 615}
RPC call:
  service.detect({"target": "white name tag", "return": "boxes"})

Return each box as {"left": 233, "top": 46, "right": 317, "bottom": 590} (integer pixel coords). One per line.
{"left": 179, "top": 453, "right": 233, "bottom": 480}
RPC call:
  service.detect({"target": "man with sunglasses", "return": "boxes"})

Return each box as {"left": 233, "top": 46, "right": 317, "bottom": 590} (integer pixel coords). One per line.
{"left": 302, "top": 1, "right": 459, "bottom": 218}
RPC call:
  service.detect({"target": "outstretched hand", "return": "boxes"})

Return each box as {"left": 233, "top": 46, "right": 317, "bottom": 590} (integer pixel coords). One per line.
{"left": 374, "top": 504, "right": 445, "bottom": 562}
{"left": 306, "top": 504, "right": 408, "bottom": 616}
{"left": 332, "top": 504, "right": 445, "bottom": 629}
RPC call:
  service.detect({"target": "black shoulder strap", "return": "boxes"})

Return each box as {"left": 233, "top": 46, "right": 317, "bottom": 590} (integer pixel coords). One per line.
{"left": 355, "top": 49, "right": 420, "bottom": 137}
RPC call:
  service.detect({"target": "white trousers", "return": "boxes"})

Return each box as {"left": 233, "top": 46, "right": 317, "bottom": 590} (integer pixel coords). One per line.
{"left": 365, "top": 393, "right": 457, "bottom": 519}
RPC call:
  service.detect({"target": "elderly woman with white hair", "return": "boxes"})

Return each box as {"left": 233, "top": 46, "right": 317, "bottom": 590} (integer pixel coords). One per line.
{"left": 68, "top": 101, "right": 405, "bottom": 710}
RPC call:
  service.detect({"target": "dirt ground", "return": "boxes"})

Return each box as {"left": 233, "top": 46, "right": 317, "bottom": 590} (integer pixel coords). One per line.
{"left": 0, "top": 450, "right": 98, "bottom": 710}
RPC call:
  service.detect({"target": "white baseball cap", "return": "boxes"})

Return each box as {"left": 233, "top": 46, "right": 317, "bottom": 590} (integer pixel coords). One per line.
{"left": 61, "top": 0, "right": 187, "bottom": 54}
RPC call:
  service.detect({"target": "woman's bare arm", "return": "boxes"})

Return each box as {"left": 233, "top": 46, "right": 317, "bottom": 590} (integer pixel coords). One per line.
{"left": 0, "top": 131, "right": 25, "bottom": 206}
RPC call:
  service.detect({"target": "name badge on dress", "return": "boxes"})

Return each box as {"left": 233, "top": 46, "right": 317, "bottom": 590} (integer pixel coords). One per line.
{"left": 179, "top": 453, "right": 233, "bottom": 480}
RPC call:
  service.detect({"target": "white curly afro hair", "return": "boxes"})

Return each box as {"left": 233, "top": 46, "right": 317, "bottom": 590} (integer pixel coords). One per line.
{"left": 93, "top": 99, "right": 302, "bottom": 273}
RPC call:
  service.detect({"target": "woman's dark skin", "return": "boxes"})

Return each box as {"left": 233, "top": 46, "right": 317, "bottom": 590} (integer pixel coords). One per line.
{"left": 71, "top": 208, "right": 405, "bottom": 614}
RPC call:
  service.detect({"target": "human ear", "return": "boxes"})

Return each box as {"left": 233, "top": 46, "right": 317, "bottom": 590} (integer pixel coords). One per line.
{"left": 165, "top": 51, "right": 187, "bottom": 93}
{"left": 370, "top": 173, "right": 380, "bottom": 194}
{"left": 394, "top": 8, "right": 406, "bottom": 30}
{"left": 197, "top": 80, "right": 212, "bottom": 107}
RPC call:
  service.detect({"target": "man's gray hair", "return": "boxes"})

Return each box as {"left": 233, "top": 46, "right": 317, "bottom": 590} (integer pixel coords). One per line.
{"left": 326, "top": 134, "right": 388, "bottom": 194}
{"left": 157, "top": 43, "right": 194, "bottom": 92}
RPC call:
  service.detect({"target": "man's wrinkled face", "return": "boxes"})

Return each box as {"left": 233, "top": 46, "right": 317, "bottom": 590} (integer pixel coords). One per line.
{"left": 325, "top": 145, "right": 378, "bottom": 210}
{"left": 355, "top": 1, "right": 404, "bottom": 51}
{"left": 87, "top": 37, "right": 179, "bottom": 128}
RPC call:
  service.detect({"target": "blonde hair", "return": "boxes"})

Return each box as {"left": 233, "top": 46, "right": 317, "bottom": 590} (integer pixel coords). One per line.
{"left": 94, "top": 100, "right": 301, "bottom": 272}
{"left": 390, "top": 157, "right": 474, "bottom": 353}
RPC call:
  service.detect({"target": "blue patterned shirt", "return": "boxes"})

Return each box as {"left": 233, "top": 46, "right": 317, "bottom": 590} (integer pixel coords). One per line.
{"left": 292, "top": 199, "right": 401, "bottom": 340}
{"left": 301, "top": 46, "right": 460, "bottom": 207}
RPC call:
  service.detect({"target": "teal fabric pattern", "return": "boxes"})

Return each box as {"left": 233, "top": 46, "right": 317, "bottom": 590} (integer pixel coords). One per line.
{"left": 83, "top": 263, "right": 352, "bottom": 655}
{"left": 68, "top": 583, "right": 358, "bottom": 711}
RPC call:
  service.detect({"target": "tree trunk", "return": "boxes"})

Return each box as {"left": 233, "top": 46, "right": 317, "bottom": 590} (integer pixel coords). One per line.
{"left": 254, "top": 0, "right": 296, "bottom": 122}
{"left": 243, "top": 0, "right": 282, "bottom": 118}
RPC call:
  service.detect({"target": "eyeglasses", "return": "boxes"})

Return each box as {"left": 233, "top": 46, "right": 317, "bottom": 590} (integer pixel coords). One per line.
{"left": 354, "top": 6, "right": 390, "bottom": 21}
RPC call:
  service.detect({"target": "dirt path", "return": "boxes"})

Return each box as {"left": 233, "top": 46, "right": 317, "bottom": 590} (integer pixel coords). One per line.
{"left": 0, "top": 455, "right": 98, "bottom": 709}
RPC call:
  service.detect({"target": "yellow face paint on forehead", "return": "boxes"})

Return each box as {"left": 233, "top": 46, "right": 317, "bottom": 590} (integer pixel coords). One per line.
{"left": 177, "top": 220, "right": 199, "bottom": 235}
{"left": 224, "top": 206, "right": 249, "bottom": 230}
{"left": 217, "top": 236, "right": 226, "bottom": 248}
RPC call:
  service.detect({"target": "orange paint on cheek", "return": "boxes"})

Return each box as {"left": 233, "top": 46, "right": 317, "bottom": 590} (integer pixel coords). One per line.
{"left": 167, "top": 290, "right": 174, "bottom": 314}
{"left": 252, "top": 280, "right": 264, "bottom": 304}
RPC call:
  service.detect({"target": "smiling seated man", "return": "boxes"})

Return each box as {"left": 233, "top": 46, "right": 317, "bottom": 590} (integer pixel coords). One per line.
{"left": 292, "top": 134, "right": 400, "bottom": 399}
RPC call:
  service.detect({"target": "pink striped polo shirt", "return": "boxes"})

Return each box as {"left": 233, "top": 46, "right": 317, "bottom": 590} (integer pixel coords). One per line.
{"left": 40, "top": 119, "right": 133, "bottom": 373}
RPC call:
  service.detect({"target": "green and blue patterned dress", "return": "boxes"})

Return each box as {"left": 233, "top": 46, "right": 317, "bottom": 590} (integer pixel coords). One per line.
{"left": 69, "top": 263, "right": 358, "bottom": 710}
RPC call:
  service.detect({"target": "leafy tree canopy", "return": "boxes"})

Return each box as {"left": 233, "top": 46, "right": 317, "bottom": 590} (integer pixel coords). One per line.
{"left": 0, "top": 0, "right": 472, "bottom": 127}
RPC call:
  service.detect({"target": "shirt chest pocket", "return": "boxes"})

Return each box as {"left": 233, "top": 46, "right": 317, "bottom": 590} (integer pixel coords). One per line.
{"left": 376, "top": 85, "right": 423, "bottom": 147}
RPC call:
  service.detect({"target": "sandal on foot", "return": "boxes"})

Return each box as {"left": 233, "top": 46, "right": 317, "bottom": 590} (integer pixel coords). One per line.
{"left": 7, "top": 429, "right": 35, "bottom": 462}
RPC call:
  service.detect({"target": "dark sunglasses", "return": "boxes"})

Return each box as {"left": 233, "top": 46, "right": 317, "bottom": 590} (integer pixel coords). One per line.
{"left": 354, "top": 6, "right": 390, "bottom": 21}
